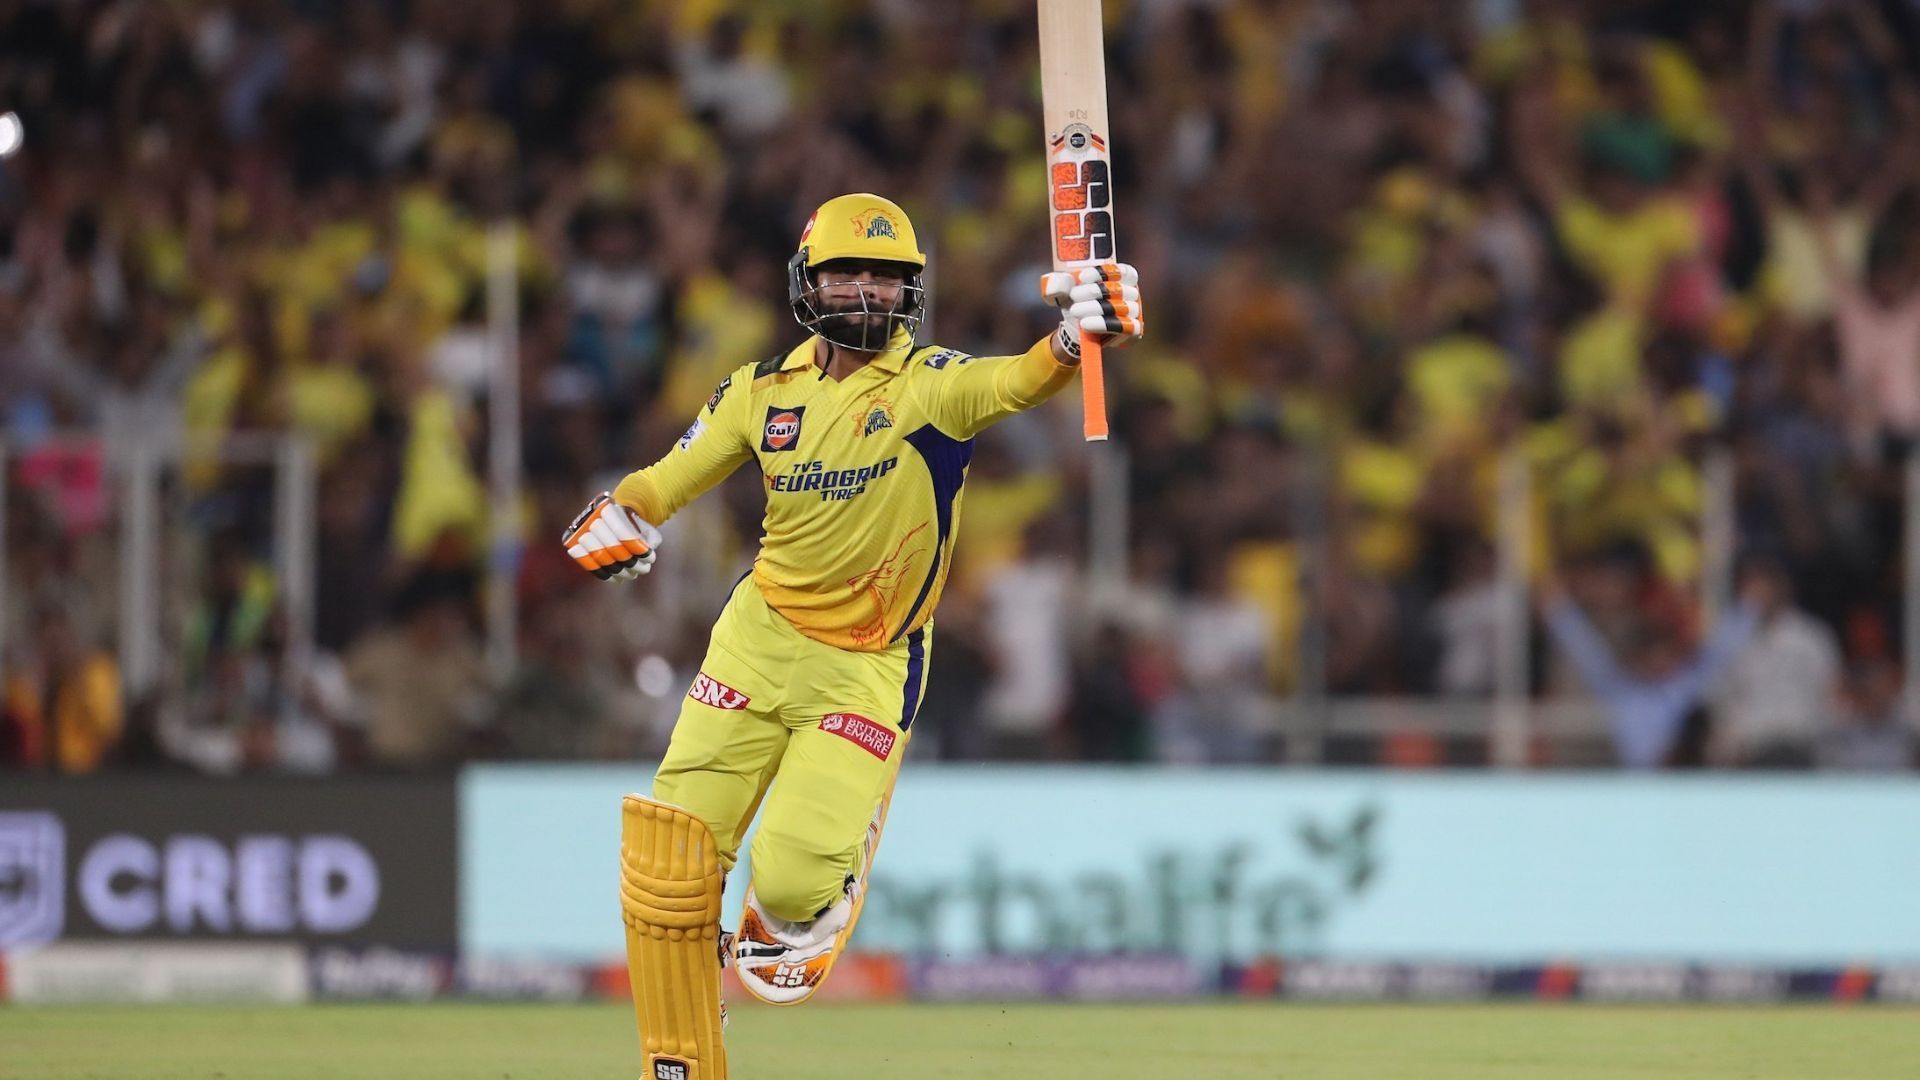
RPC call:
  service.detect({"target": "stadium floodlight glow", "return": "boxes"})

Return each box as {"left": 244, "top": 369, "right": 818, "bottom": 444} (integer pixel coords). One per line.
{"left": 0, "top": 112, "right": 22, "bottom": 158}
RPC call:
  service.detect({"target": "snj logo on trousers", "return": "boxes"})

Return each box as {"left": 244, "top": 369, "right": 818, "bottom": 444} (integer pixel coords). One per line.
{"left": 689, "top": 673, "right": 751, "bottom": 711}
{"left": 762, "top": 406, "right": 806, "bottom": 452}
{"left": 820, "top": 713, "right": 895, "bottom": 760}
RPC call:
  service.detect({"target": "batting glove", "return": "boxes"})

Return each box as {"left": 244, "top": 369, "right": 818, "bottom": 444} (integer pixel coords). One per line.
{"left": 563, "top": 492, "right": 662, "bottom": 581}
{"left": 1042, "top": 262, "right": 1144, "bottom": 359}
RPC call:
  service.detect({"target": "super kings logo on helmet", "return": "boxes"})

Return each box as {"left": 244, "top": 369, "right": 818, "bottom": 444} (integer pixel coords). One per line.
{"left": 851, "top": 209, "right": 897, "bottom": 240}
{"left": 762, "top": 405, "right": 806, "bottom": 453}
{"left": 688, "top": 673, "right": 750, "bottom": 711}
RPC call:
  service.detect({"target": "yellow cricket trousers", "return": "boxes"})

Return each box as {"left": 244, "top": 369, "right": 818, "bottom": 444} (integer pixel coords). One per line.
{"left": 651, "top": 576, "right": 926, "bottom": 922}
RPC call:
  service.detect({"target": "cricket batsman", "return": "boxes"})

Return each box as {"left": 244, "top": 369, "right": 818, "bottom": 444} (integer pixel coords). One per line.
{"left": 562, "top": 193, "right": 1142, "bottom": 1079}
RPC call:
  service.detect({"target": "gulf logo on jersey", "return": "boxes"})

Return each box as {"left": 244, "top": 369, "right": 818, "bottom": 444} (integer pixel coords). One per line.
{"left": 762, "top": 405, "right": 806, "bottom": 452}
{"left": 689, "top": 673, "right": 750, "bottom": 711}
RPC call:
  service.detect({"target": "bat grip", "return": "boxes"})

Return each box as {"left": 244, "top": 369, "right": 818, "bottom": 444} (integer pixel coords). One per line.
{"left": 1079, "top": 335, "right": 1108, "bottom": 441}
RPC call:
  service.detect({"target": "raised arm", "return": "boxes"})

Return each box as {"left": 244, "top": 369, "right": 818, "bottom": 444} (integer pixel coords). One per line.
{"left": 1729, "top": 84, "right": 1785, "bottom": 220}
{"left": 907, "top": 338, "right": 1080, "bottom": 442}
{"left": 1508, "top": 70, "right": 1572, "bottom": 212}
{"left": 1841, "top": 0, "right": 1920, "bottom": 221}
{"left": 910, "top": 262, "right": 1146, "bottom": 441}
{"left": 1661, "top": 600, "right": 1761, "bottom": 708}
{"left": 1808, "top": 197, "right": 1866, "bottom": 306}
{"left": 1745, "top": 0, "right": 1785, "bottom": 130}
{"left": 1540, "top": 588, "right": 1630, "bottom": 700}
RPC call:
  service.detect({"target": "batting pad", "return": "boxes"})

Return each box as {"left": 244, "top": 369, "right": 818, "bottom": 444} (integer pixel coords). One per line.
{"left": 621, "top": 796, "right": 728, "bottom": 1080}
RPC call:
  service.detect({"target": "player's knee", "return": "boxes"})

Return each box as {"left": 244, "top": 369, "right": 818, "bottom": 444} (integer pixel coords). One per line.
{"left": 645, "top": 778, "right": 739, "bottom": 871}
{"left": 750, "top": 846, "right": 845, "bottom": 923}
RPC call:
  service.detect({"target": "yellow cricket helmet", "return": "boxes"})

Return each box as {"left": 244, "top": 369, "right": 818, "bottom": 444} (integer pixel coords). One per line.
{"left": 796, "top": 193, "right": 925, "bottom": 268}
{"left": 788, "top": 193, "right": 927, "bottom": 351}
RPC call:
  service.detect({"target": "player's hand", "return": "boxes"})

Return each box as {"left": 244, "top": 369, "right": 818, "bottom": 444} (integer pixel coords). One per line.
{"left": 1042, "top": 263, "right": 1144, "bottom": 355}
{"left": 562, "top": 492, "right": 662, "bottom": 581}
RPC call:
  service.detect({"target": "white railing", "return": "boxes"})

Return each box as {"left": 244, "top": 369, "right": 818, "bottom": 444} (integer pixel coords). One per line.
{"left": 0, "top": 428, "right": 317, "bottom": 703}
{"left": 485, "top": 221, "right": 522, "bottom": 678}
{"left": 8, "top": 407, "right": 1914, "bottom": 767}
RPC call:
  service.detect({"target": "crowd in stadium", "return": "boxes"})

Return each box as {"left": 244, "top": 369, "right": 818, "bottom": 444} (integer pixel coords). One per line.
{"left": 3, "top": 0, "right": 1918, "bottom": 773}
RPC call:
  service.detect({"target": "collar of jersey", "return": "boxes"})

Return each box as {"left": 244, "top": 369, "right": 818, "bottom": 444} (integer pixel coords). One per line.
{"left": 792, "top": 334, "right": 913, "bottom": 376}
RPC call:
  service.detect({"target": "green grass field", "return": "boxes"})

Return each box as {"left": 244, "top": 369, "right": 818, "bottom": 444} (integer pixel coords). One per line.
{"left": 3, "top": 1002, "right": 1918, "bottom": 1079}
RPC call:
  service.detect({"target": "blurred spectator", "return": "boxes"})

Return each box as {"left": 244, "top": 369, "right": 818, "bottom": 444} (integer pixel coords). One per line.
{"left": 563, "top": 203, "right": 666, "bottom": 398}
{"left": 485, "top": 602, "right": 628, "bottom": 760}
{"left": 977, "top": 514, "right": 1077, "bottom": 759}
{"left": 1817, "top": 658, "right": 1915, "bottom": 771}
{"left": 1065, "top": 620, "right": 1156, "bottom": 763}
{"left": 342, "top": 569, "right": 489, "bottom": 769}
{"left": 1429, "top": 538, "right": 1502, "bottom": 697}
{"left": 1, "top": 605, "right": 122, "bottom": 773}
{"left": 1156, "top": 547, "right": 1273, "bottom": 763}
{"left": 1538, "top": 562, "right": 1760, "bottom": 770}
{"left": 1814, "top": 206, "right": 1920, "bottom": 456}
{"left": 1712, "top": 553, "right": 1843, "bottom": 768}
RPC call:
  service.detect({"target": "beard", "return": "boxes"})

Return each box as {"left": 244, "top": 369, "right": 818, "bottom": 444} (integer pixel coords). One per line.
{"left": 816, "top": 301, "right": 894, "bottom": 349}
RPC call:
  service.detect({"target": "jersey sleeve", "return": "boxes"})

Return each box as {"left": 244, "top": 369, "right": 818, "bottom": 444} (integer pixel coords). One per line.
{"left": 612, "top": 369, "right": 753, "bottom": 525}
{"left": 909, "top": 336, "right": 1078, "bottom": 440}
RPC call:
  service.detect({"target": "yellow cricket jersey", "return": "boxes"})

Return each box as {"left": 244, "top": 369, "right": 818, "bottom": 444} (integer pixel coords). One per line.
{"left": 614, "top": 334, "right": 1078, "bottom": 650}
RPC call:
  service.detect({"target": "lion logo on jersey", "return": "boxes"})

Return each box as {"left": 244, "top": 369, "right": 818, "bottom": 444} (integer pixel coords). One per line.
{"left": 851, "top": 209, "right": 898, "bottom": 240}
{"left": 847, "top": 522, "right": 928, "bottom": 645}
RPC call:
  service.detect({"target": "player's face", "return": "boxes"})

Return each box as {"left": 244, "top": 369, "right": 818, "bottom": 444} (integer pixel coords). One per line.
{"left": 814, "top": 261, "right": 908, "bottom": 326}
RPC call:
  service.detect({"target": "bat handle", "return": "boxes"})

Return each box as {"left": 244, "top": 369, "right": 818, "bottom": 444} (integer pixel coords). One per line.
{"left": 1079, "top": 335, "right": 1108, "bottom": 442}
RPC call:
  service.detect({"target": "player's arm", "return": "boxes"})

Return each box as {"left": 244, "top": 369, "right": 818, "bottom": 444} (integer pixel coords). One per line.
{"left": 563, "top": 372, "right": 753, "bottom": 581}
{"left": 915, "top": 263, "right": 1143, "bottom": 440}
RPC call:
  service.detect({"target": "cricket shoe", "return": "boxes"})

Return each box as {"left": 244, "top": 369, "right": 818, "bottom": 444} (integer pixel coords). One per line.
{"left": 731, "top": 885, "right": 852, "bottom": 1004}
{"left": 733, "top": 794, "right": 892, "bottom": 1006}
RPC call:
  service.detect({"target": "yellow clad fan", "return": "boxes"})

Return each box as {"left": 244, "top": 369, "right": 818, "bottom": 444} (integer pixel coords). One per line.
{"left": 564, "top": 193, "right": 1142, "bottom": 1079}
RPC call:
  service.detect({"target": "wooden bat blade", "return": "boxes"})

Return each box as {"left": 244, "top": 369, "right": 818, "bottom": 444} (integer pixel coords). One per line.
{"left": 1038, "top": 0, "right": 1116, "bottom": 441}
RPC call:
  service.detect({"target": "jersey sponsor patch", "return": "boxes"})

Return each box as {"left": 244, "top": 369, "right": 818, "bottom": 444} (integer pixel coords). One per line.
{"left": 819, "top": 712, "right": 895, "bottom": 760}
{"left": 676, "top": 418, "right": 706, "bottom": 451}
{"left": 762, "top": 406, "right": 806, "bottom": 452}
{"left": 767, "top": 457, "right": 898, "bottom": 500}
{"left": 922, "top": 348, "right": 971, "bottom": 370}
{"left": 705, "top": 376, "right": 732, "bottom": 414}
{"left": 688, "top": 673, "right": 751, "bottom": 710}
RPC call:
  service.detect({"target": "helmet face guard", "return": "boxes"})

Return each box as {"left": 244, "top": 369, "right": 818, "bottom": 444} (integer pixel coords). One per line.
{"left": 788, "top": 249, "right": 925, "bottom": 352}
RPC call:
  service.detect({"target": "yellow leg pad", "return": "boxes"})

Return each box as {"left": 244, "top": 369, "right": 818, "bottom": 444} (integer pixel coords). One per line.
{"left": 621, "top": 795, "right": 727, "bottom": 1080}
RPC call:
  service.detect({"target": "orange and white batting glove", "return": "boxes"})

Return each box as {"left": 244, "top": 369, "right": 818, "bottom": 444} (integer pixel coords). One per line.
{"left": 562, "top": 492, "right": 662, "bottom": 581}
{"left": 1042, "top": 262, "right": 1144, "bottom": 359}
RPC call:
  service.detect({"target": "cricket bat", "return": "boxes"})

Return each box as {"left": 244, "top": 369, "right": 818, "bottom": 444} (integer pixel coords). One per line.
{"left": 1038, "top": 0, "right": 1116, "bottom": 442}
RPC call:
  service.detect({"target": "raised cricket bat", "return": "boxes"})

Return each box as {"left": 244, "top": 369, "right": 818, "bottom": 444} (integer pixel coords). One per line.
{"left": 1038, "top": 0, "right": 1115, "bottom": 442}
